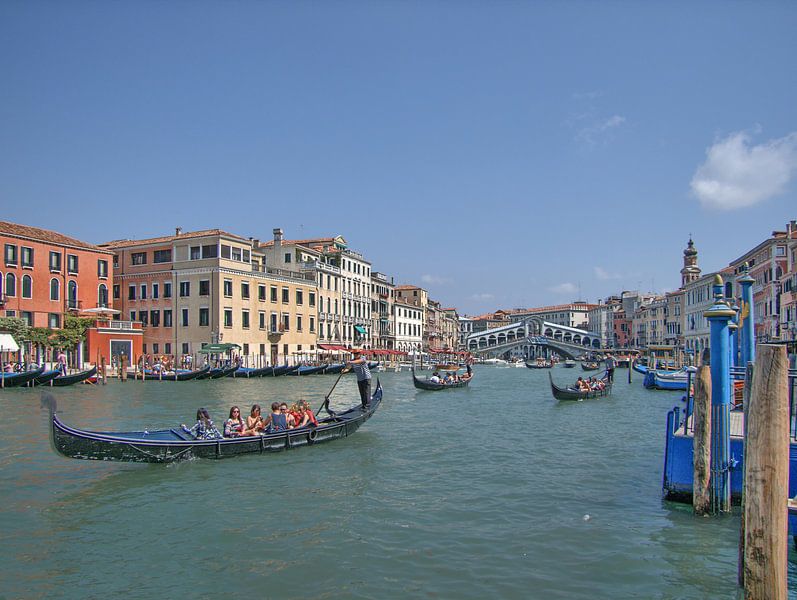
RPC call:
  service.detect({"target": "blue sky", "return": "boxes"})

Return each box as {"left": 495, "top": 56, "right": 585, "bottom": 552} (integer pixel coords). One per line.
{"left": 2, "top": 1, "right": 796, "bottom": 314}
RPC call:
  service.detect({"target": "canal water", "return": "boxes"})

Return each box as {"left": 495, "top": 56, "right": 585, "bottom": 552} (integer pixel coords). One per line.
{"left": 1, "top": 366, "right": 795, "bottom": 598}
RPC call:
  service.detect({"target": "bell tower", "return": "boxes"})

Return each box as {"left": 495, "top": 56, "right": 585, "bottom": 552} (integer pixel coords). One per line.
{"left": 680, "top": 238, "right": 701, "bottom": 287}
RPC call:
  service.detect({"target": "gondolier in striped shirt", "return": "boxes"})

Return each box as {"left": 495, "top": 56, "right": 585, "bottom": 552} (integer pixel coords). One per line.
{"left": 346, "top": 349, "right": 371, "bottom": 409}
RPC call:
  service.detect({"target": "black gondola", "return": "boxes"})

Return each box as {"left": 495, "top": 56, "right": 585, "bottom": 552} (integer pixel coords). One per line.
{"left": 27, "top": 369, "right": 62, "bottom": 387}
{"left": 581, "top": 362, "right": 600, "bottom": 371}
{"left": 292, "top": 365, "right": 326, "bottom": 376}
{"left": 51, "top": 366, "right": 98, "bottom": 387}
{"left": 525, "top": 361, "right": 553, "bottom": 369}
{"left": 196, "top": 364, "right": 240, "bottom": 380}
{"left": 412, "top": 367, "right": 472, "bottom": 391}
{"left": 1, "top": 366, "right": 45, "bottom": 389}
{"left": 131, "top": 366, "right": 211, "bottom": 381}
{"left": 43, "top": 380, "right": 382, "bottom": 463}
{"left": 548, "top": 372, "right": 611, "bottom": 401}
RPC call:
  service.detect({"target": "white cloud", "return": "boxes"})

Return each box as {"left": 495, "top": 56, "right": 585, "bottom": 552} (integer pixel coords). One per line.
{"left": 691, "top": 130, "right": 797, "bottom": 210}
{"left": 594, "top": 266, "right": 621, "bottom": 280}
{"left": 549, "top": 282, "right": 577, "bottom": 294}
{"left": 470, "top": 293, "right": 494, "bottom": 301}
{"left": 574, "top": 114, "right": 626, "bottom": 147}
{"left": 421, "top": 274, "right": 452, "bottom": 285}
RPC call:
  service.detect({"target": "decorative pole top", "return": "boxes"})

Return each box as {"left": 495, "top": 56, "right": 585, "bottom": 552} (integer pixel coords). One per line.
{"left": 737, "top": 262, "right": 755, "bottom": 285}
{"left": 704, "top": 274, "right": 735, "bottom": 319}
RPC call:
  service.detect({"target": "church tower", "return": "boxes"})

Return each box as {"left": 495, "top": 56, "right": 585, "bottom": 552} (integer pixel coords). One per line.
{"left": 680, "top": 238, "right": 701, "bottom": 287}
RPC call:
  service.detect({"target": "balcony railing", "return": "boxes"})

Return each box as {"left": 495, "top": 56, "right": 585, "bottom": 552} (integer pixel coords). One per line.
{"left": 66, "top": 299, "right": 83, "bottom": 311}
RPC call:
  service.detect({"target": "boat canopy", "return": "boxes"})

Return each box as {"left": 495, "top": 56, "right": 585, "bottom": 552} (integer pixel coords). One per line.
{"left": 197, "top": 343, "right": 241, "bottom": 354}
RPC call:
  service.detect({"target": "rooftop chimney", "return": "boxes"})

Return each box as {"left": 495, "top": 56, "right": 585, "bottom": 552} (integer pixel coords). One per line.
{"left": 273, "top": 228, "right": 283, "bottom": 247}
{"left": 175, "top": 227, "right": 182, "bottom": 236}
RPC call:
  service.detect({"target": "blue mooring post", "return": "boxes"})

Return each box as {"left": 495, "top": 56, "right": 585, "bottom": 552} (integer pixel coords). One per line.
{"left": 729, "top": 304, "right": 739, "bottom": 370}
{"left": 738, "top": 262, "right": 756, "bottom": 367}
{"left": 704, "top": 274, "right": 735, "bottom": 513}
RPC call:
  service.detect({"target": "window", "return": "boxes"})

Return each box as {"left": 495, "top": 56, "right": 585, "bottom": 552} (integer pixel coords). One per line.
{"left": 243, "top": 343, "right": 249, "bottom": 356}
{"left": 242, "top": 310, "right": 250, "bottom": 329}
{"left": 128, "top": 285, "right": 136, "bottom": 300}
{"left": 152, "top": 343, "right": 159, "bottom": 354}
{"left": 221, "top": 245, "right": 231, "bottom": 259}
{"left": 49, "top": 251, "right": 61, "bottom": 271}
{"left": 259, "top": 312, "right": 266, "bottom": 329}
{"left": 139, "top": 311, "right": 148, "bottom": 326}
{"left": 270, "top": 286, "right": 277, "bottom": 302}
{"left": 190, "top": 246, "right": 201, "bottom": 260}
{"left": 241, "top": 282, "right": 250, "bottom": 299}
{"left": 296, "top": 290, "right": 303, "bottom": 305}
{"left": 113, "top": 255, "right": 118, "bottom": 268}
{"left": 67, "top": 254, "right": 78, "bottom": 273}
{"left": 310, "top": 316, "right": 315, "bottom": 333}
{"left": 309, "top": 292, "right": 316, "bottom": 307}
{"left": 231, "top": 247, "right": 242, "bottom": 261}
{"left": 48, "top": 313, "right": 61, "bottom": 328}
{"left": 223, "top": 279, "right": 233, "bottom": 297}
{"left": 153, "top": 249, "right": 172, "bottom": 263}
{"left": 21, "top": 275, "right": 32, "bottom": 298}
{"left": 181, "top": 308, "right": 189, "bottom": 326}
{"left": 131, "top": 252, "right": 147, "bottom": 265}
{"left": 97, "top": 259, "right": 108, "bottom": 278}
{"left": 224, "top": 309, "right": 233, "bottom": 327}
{"left": 202, "top": 244, "right": 218, "bottom": 259}
{"left": 142, "top": 344, "right": 147, "bottom": 354}
{"left": 243, "top": 250, "right": 250, "bottom": 263}
{"left": 130, "top": 311, "right": 136, "bottom": 321}
{"left": 50, "top": 278, "right": 60, "bottom": 301}
{"left": 152, "top": 283, "right": 159, "bottom": 299}
{"left": 98, "top": 284, "right": 108, "bottom": 307}
{"left": 165, "top": 343, "right": 171, "bottom": 355}
{"left": 199, "top": 280, "right": 210, "bottom": 296}
{"left": 163, "top": 309, "right": 173, "bottom": 327}
{"left": 258, "top": 285, "right": 266, "bottom": 301}
{"left": 150, "top": 310, "right": 160, "bottom": 327}
{"left": 182, "top": 342, "right": 189, "bottom": 355}
{"left": 164, "top": 281, "right": 172, "bottom": 298}
{"left": 296, "top": 315, "right": 302, "bottom": 332}
{"left": 270, "top": 313, "right": 278, "bottom": 332}
{"left": 21, "top": 247, "right": 33, "bottom": 267}
{"left": 179, "top": 281, "right": 190, "bottom": 297}
{"left": 21, "top": 311, "right": 32, "bottom": 325}
{"left": 285, "top": 252, "right": 292, "bottom": 264}
{"left": 140, "top": 284, "right": 147, "bottom": 300}
{"left": 113, "top": 284, "right": 120, "bottom": 299}
{"left": 282, "top": 287, "right": 289, "bottom": 303}
{"left": 6, "top": 273, "right": 16, "bottom": 297}
{"left": 281, "top": 313, "right": 290, "bottom": 331}
{"left": 5, "top": 244, "right": 17, "bottom": 265}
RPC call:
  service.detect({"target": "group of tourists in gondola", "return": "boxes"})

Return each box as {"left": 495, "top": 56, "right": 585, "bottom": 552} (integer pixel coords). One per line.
{"left": 182, "top": 400, "right": 319, "bottom": 440}
{"left": 428, "top": 369, "right": 472, "bottom": 386}
{"left": 574, "top": 376, "right": 607, "bottom": 392}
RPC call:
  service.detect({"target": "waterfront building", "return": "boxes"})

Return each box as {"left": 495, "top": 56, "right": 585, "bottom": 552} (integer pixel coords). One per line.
{"left": 261, "top": 234, "right": 372, "bottom": 348}
{"left": 586, "top": 302, "right": 614, "bottom": 348}
{"left": 727, "top": 222, "right": 796, "bottom": 343}
{"left": 371, "top": 271, "right": 395, "bottom": 350}
{"left": 395, "top": 285, "right": 428, "bottom": 349}
{"left": 394, "top": 297, "right": 423, "bottom": 355}
{"left": 101, "top": 228, "right": 317, "bottom": 366}
{"left": 0, "top": 220, "right": 142, "bottom": 366}
{"left": 469, "top": 312, "right": 510, "bottom": 334}
{"left": 782, "top": 223, "right": 797, "bottom": 348}
{"left": 632, "top": 295, "right": 666, "bottom": 348}
{"left": 664, "top": 289, "right": 684, "bottom": 347}
{"left": 458, "top": 316, "right": 474, "bottom": 349}
{"left": 441, "top": 308, "right": 460, "bottom": 351}
{"left": 425, "top": 299, "right": 445, "bottom": 350}
{"left": 505, "top": 303, "right": 595, "bottom": 329}
{"left": 682, "top": 267, "right": 734, "bottom": 357}
{"left": 259, "top": 229, "right": 344, "bottom": 347}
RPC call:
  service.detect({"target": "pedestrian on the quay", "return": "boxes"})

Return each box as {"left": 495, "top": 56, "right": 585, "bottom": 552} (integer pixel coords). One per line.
{"left": 56, "top": 350, "right": 68, "bottom": 376}
{"left": 346, "top": 349, "right": 372, "bottom": 409}
{"left": 605, "top": 352, "right": 616, "bottom": 383}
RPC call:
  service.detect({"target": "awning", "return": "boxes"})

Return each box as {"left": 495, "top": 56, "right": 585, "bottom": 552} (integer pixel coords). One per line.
{"left": 0, "top": 333, "right": 20, "bottom": 352}
{"left": 81, "top": 307, "right": 121, "bottom": 315}
{"left": 197, "top": 343, "right": 241, "bottom": 354}
{"left": 354, "top": 325, "right": 367, "bottom": 335}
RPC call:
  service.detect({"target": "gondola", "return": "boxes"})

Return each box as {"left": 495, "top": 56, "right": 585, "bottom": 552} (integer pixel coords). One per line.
{"left": 43, "top": 380, "right": 382, "bottom": 463}
{"left": 643, "top": 370, "right": 689, "bottom": 390}
{"left": 196, "top": 364, "right": 239, "bottom": 380}
{"left": 412, "top": 367, "right": 472, "bottom": 391}
{"left": 51, "top": 366, "right": 98, "bottom": 387}
{"left": 525, "top": 361, "right": 553, "bottom": 369}
{"left": 229, "top": 365, "right": 273, "bottom": 378}
{"left": 0, "top": 366, "right": 45, "bottom": 389}
{"left": 322, "top": 363, "right": 345, "bottom": 375}
{"left": 549, "top": 372, "right": 611, "bottom": 401}
{"left": 581, "top": 362, "right": 600, "bottom": 371}
{"left": 293, "top": 365, "right": 326, "bottom": 376}
{"left": 563, "top": 360, "right": 576, "bottom": 368}
{"left": 131, "top": 365, "right": 211, "bottom": 381}
{"left": 26, "top": 369, "right": 62, "bottom": 387}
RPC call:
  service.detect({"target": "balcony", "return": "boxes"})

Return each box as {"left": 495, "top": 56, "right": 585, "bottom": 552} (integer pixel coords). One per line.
{"left": 66, "top": 299, "right": 83, "bottom": 311}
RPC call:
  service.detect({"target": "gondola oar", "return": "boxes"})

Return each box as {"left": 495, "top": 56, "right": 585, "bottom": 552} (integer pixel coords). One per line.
{"left": 315, "top": 366, "right": 348, "bottom": 416}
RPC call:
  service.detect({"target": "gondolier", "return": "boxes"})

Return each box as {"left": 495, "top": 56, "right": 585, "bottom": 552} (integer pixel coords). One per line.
{"left": 605, "top": 352, "right": 616, "bottom": 382}
{"left": 346, "top": 349, "right": 372, "bottom": 408}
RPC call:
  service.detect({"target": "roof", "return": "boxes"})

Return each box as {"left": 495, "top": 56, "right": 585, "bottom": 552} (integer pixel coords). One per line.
{"left": 0, "top": 221, "right": 113, "bottom": 254}
{"left": 100, "top": 229, "right": 250, "bottom": 249}
{"left": 260, "top": 237, "right": 338, "bottom": 249}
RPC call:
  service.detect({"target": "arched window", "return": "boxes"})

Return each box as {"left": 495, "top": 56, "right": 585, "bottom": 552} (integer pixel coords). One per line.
{"left": 98, "top": 284, "right": 108, "bottom": 307}
{"left": 22, "top": 275, "right": 32, "bottom": 299}
{"left": 67, "top": 280, "right": 77, "bottom": 309}
{"left": 6, "top": 273, "right": 16, "bottom": 297}
{"left": 50, "top": 278, "right": 60, "bottom": 301}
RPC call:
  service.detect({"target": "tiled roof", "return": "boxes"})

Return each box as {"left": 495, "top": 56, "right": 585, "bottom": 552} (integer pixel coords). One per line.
{"left": 100, "top": 229, "right": 250, "bottom": 249}
{"left": 0, "top": 220, "right": 113, "bottom": 253}
{"left": 395, "top": 284, "right": 426, "bottom": 291}
{"left": 260, "top": 237, "right": 338, "bottom": 248}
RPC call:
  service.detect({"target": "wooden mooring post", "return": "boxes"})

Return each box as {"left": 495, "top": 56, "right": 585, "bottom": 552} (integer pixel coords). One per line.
{"left": 738, "top": 361, "right": 754, "bottom": 587}
{"left": 693, "top": 354, "right": 712, "bottom": 515}
{"left": 741, "top": 344, "right": 789, "bottom": 599}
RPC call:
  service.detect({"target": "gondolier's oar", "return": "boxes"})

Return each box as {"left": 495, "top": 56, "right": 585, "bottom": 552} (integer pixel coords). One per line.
{"left": 316, "top": 367, "right": 348, "bottom": 416}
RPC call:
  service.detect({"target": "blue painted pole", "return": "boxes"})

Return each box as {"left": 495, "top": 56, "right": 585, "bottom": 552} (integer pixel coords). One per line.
{"left": 729, "top": 305, "right": 739, "bottom": 370}
{"left": 737, "top": 263, "right": 756, "bottom": 366}
{"left": 705, "top": 274, "right": 735, "bottom": 513}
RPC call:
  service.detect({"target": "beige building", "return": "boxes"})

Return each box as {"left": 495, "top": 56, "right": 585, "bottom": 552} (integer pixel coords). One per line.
{"left": 371, "top": 271, "right": 395, "bottom": 349}
{"left": 102, "top": 228, "right": 317, "bottom": 366}
{"left": 395, "top": 297, "right": 423, "bottom": 354}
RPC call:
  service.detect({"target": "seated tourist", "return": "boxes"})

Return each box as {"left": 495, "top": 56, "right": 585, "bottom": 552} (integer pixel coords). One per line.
{"left": 575, "top": 377, "right": 590, "bottom": 392}
{"left": 182, "top": 408, "right": 222, "bottom": 440}
{"left": 429, "top": 371, "right": 441, "bottom": 384}
{"left": 298, "top": 400, "right": 318, "bottom": 427}
{"left": 288, "top": 403, "right": 303, "bottom": 428}
{"left": 224, "top": 406, "right": 246, "bottom": 437}
{"left": 245, "top": 404, "right": 266, "bottom": 435}
{"left": 265, "top": 402, "right": 289, "bottom": 433}
{"left": 443, "top": 372, "right": 453, "bottom": 384}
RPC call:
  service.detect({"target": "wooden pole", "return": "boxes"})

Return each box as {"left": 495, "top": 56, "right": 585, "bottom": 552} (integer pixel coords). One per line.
{"left": 101, "top": 356, "right": 107, "bottom": 384}
{"left": 120, "top": 353, "right": 128, "bottom": 381}
{"left": 738, "top": 361, "right": 754, "bottom": 586}
{"left": 742, "top": 345, "right": 789, "bottom": 599}
{"left": 693, "top": 360, "right": 712, "bottom": 515}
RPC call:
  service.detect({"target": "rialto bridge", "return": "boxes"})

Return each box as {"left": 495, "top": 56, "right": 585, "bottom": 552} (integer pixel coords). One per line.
{"left": 466, "top": 317, "right": 602, "bottom": 360}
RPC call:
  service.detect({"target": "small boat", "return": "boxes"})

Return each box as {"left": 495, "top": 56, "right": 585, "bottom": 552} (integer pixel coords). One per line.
{"left": 412, "top": 366, "right": 472, "bottom": 390}
{"left": 229, "top": 365, "right": 273, "bottom": 378}
{"left": 130, "top": 366, "right": 211, "bottom": 381}
{"left": 525, "top": 360, "right": 553, "bottom": 369}
{"left": 1, "top": 366, "right": 45, "bottom": 389}
{"left": 293, "top": 365, "right": 326, "bottom": 376}
{"left": 27, "top": 369, "right": 63, "bottom": 387}
{"left": 196, "top": 364, "right": 239, "bottom": 380}
{"left": 322, "top": 363, "right": 345, "bottom": 375}
{"left": 43, "top": 381, "right": 383, "bottom": 463}
{"left": 482, "top": 358, "right": 507, "bottom": 366}
{"left": 633, "top": 363, "right": 648, "bottom": 375}
{"left": 581, "top": 362, "right": 600, "bottom": 371}
{"left": 549, "top": 372, "right": 611, "bottom": 401}
{"left": 563, "top": 360, "right": 576, "bottom": 368}
{"left": 51, "top": 366, "right": 98, "bottom": 387}
{"left": 643, "top": 370, "right": 689, "bottom": 391}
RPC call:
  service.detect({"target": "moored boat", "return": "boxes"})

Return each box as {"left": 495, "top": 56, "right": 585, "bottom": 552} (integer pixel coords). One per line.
{"left": 131, "top": 366, "right": 211, "bottom": 381}
{"left": 195, "top": 364, "right": 239, "bottom": 380}
{"left": 27, "top": 369, "right": 62, "bottom": 387}
{"left": 549, "top": 372, "right": 611, "bottom": 401}
{"left": 292, "top": 365, "right": 326, "bottom": 376}
{"left": 1, "top": 366, "right": 45, "bottom": 389}
{"left": 44, "top": 380, "right": 382, "bottom": 463}
{"left": 51, "top": 366, "right": 98, "bottom": 387}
